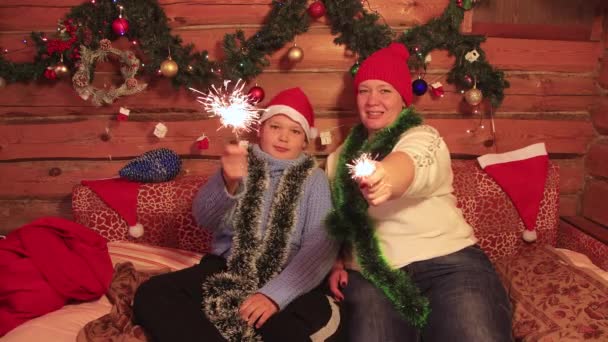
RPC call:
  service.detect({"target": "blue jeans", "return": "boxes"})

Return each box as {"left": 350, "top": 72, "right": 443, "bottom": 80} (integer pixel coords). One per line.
{"left": 341, "top": 245, "right": 513, "bottom": 342}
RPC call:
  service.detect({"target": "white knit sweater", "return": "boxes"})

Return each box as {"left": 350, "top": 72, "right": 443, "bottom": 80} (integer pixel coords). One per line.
{"left": 326, "top": 125, "right": 477, "bottom": 269}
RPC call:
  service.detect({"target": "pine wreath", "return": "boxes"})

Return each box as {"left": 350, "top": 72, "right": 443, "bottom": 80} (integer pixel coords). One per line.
{"left": 0, "top": 0, "right": 508, "bottom": 107}
{"left": 73, "top": 39, "right": 147, "bottom": 106}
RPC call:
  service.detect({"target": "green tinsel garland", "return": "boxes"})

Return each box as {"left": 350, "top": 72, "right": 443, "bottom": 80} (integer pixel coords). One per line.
{"left": 325, "top": 107, "right": 431, "bottom": 328}
{"left": 0, "top": 0, "right": 508, "bottom": 107}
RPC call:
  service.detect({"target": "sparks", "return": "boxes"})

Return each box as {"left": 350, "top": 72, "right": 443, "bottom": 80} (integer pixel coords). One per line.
{"left": 347, "top": 153, "right": 377, "bottom": 180}
{"left": 190, "top": 79, "right": 260, "bottom": 135}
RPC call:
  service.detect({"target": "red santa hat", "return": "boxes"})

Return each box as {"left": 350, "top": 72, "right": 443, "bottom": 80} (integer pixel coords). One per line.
{"left": 354, "top": 42, "right": 413, "bottom": 106}
{"left": 477, "top": 143, "right": 549, "bottom": 242}
{"left": 258, "top": 87, "right": 318, "bottom": 140}
{"left": 81, "top": 178, "right": 144, "bottom": 239}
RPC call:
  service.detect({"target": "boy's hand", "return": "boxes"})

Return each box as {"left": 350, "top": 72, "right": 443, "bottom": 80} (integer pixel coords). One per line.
{"left": 221, "top": 144, "right": 248, "bottom": 194}
{"left": 239, "top": 293, "right": 279, "bottom": 329}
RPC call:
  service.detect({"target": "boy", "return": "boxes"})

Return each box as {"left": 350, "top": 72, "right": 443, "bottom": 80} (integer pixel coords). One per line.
{"left": 134, "top": 87, "right": 337, "bottom": 342}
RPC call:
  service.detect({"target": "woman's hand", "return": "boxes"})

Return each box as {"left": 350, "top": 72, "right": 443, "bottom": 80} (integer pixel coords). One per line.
{"left": 239, "top": 293, "right": 279, "bottom": 329}
{"left": 221, "top": 144, "right": 248, "bottom": 194}
{"left": 328, "top": 260, "right": 348, "bottom": 302}
{"left": 358, "top": 161, "right": 392, "bottom": 206}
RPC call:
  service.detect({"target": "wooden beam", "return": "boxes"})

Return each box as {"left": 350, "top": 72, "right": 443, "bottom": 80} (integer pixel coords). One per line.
{"left": 0, "top": 117, "right": 595, "bottom": 161}
{"left": 0, "top": 72, "right": 598, "bottom": 118}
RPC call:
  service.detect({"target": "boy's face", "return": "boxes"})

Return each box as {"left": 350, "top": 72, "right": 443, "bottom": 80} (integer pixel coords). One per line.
{"left": 258, "top": 114, "right": 308, "bottom": 160}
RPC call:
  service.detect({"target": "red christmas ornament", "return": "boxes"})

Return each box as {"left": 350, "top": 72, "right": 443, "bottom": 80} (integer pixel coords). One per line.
{"left": 308, "top": 1, "right": 326, "bottom": 19}
{"left": 112, "top": 17, "right": 130, "bottom": 36}
{"left": 196, "top": 135, "right": 210, "bottom": 150}
{"left": 247, "top": 85, "right": 265, "bottom": 104}
{"left": 117, "top": 107, "right": 130, "bottom": 121}
{"left": 430, "top": 82, "right": 445, "bottom": 98}
{"left": 43, "top": 67, "right": 57, "bottom": 80}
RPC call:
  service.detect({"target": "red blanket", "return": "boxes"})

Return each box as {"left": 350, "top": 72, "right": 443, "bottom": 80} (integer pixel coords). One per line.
{"left": 0, "top": 217, "right": 113, "bottom": 336}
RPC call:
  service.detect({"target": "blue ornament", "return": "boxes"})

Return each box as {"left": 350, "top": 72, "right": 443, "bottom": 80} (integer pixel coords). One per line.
{"left": 412, "top": 79, "right": 428, "bottom": 96}
{"left": 119, "top": 148, "right": 182, "bottom": 183}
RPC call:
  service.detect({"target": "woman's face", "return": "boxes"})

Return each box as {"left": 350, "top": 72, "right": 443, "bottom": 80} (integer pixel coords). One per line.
{"left": 356, "top": 80, "right": 405, "bottom": 135}
{"left": 258, "top": 114, "right": 308, "bottom": 160}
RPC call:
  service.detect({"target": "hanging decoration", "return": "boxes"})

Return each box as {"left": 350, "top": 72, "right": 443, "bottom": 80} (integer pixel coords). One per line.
{"left": 307, "top": 1, "right": 327, "bottom": 19}
{"left": 53, "top": 55, "right": 70, "bottom": 79}
{"left": 196, "top": 134, "right": 210, "bottom": 150}
{"left": 247, "top": 85, "right": 265, "bottom": 104}
{"left": 117, "top": 107, "right": 131, "bottom": 121}
{"left": 0, "top": 76, "right": 6, "bottom": 88}
{"left": 111, "top": 5, "right": 130, "bottom": 36}
{"left": 287, "top": 45, "right": 304, "bottom": 63}
{"left": 429, "top": 81, "right": 444, "bottom": 98}
{"left": 412, "top": 77, "right": 428, "bottom": 96}
{"left": 160, "top": 57, "right": 179, "bottom": 78}
{"left": 464, "top": 83, "right": 483, "bottom": 106}
{"left": 0, "top": 0, "right": 508, "bottom": 109}
{"left": 72, "top": 39, "right": 147, "bottom": 106}
{"left": 43, "top": 67, "right": 57, "bottom": 81}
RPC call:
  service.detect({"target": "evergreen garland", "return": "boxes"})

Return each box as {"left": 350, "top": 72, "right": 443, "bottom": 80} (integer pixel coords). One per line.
{"left": 0, "top": 0, "right": 508, "bottom": 107}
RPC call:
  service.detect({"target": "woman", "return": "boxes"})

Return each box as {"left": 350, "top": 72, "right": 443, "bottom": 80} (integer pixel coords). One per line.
{"left": 134, "top": 87, "right": 338, "bottom": 342}
{"left": 325, "top": 43, "right": 513, "bottom": 342}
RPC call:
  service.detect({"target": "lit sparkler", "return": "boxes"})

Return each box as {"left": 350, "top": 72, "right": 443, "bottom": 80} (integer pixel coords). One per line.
{"left": 190, "top": 79, "right": 260, "bottom": 137}
{"left": 347, "top": 153, "right": 377, "bottom": 180}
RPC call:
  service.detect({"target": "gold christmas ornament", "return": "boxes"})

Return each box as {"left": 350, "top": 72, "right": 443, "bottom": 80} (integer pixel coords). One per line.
{"left": 160, "top": 57, "right": 179, "bottom": 78}
{"left": 54, "top": 62, "right": 70, "bottom": 78}
{"left": 287, "top": 46, "right": 304, "bottom": 63}
{"left": 464, "top": 85, "right": 483, "bottom": 106}
{"left": 0, "top": 76, "right": 6, "bottom": 88}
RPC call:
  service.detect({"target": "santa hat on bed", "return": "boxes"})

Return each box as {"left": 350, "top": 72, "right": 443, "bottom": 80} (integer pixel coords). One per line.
{"left": 477, "top": 143, "right": 549, "bottom": 242}
{"left": 81, "top": 178, "right": 144, "bottom": 239}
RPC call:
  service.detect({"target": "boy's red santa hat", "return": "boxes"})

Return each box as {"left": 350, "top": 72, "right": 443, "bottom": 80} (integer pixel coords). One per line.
{"left": 259, "top": 87, "right": 318, "bottom": 140}
{"left": 81, "top": 178, "right": 144, "bottom": 238}
{"left": 477, "top": 143, "right": 549, "bottom": 242}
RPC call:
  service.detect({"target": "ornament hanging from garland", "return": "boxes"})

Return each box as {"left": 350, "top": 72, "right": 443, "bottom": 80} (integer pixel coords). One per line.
{"left": 53, "top": 55, "right": 70, "bottom": 79}
{"left": 247, "top": 85, "right": 265, "bottom": 104}
{"left": 308, "top": 1, "right": 326, "bottom": 19}
{"left": 412, "top": 77, "right": 428, "bottom": 96}
{"left": 464, "top": 84, "right": 483, "bottom": 106}
{"left": 43, "top": 67, "right": 57, "bottom": 81}
{"left": 429, "top": 82, "right": 444, "bottom": 98}
{"left": 287, "top": 45, "right": 304, "bottom": 63}
{"left": 0, "top": 76, "right": 6, "bottom": 88}
{"left": 72, "top": 39, "right": 147, "bottom": 106}
{"left": 160, "top": 56, "right": 179, "bottom": 78}
{"left": 112, "top": 5, "right": 130, "bottom": 36}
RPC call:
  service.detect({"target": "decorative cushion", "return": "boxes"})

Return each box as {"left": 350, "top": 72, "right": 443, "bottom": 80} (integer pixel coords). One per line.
{"left": 452, "top": 160, "right": 560, "bottom": 261}
{"left": 119, "top": 148, "right": 182, "bottom": 183}
{"left": 495, "top": 245, "right": 608, "bottom": 341}
{"left": 72, "top": 176, "right": 212, "bottom": 254}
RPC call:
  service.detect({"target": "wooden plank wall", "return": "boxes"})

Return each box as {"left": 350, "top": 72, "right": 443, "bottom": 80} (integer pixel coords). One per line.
{"left": 0, "top": 0, "right": 600, "bottom": 233}
{"left": 583, "top": 11, "right": 608, "bottom": 230}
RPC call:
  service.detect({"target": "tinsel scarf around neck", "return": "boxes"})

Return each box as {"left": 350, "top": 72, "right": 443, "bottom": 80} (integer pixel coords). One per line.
{"left": 202, "top": 148, "right": 315, "bottom": 342}
{"left": 326, "top": 107, "right": 431, "bottom": 328}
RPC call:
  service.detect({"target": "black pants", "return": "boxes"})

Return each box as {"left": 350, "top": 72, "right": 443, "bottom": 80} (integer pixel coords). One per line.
{"left": 133, "top": 254, "right": 331, "bottom": 342}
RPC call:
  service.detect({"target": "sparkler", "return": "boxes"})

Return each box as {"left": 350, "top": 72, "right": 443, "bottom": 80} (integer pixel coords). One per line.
{"left": 190, "top": 79, "right": 260, "bottom": 141}
{"left": 347, "top": 153, "right": 377, "bottom": 180}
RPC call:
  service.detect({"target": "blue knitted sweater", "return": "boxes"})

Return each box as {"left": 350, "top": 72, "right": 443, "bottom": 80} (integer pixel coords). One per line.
{"left": 192, "top": 144, "right": 337, "bottom": 309}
